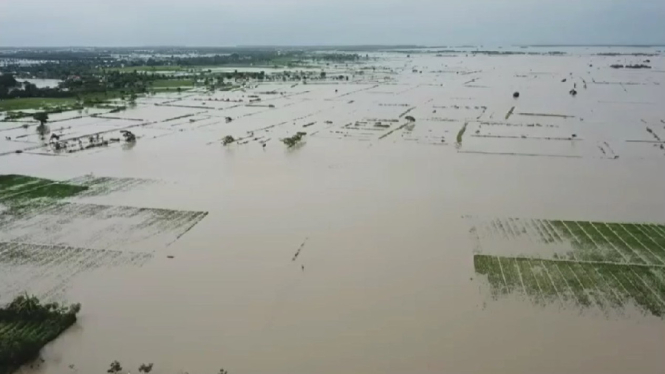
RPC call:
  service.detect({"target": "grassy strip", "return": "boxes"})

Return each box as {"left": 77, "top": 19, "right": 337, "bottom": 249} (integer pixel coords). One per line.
{"left": 516, "top": 258, "right": 543, "bottom": 303}
{"left": 505, "top": 106, "right": 515, "bottom": 120}
{"left": 103, "top": 65, "right": 185, "bottom": 73}
{"left": 456, "top": 122, "right": 468, "bottom": 145}
{"left": 0, "top": 98, "right": 77, "bottom": 112}
{"left": 529, "top": 261, "right": 561, "bottom": 304}
{"left": 498, "top": 257, "right": 522, "bottom": 294}
{"left": 150, "top": 79, "right": 195, "bottom": 88}
{"left": 0, "top": 295, "right": 80, "bottom": 374}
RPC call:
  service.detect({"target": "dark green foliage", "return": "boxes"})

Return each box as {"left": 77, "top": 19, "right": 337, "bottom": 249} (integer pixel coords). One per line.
{"left": 282, "top": 132, "right": 307, "bottom": 148}
{"left": 222, "top": 136, "right": 235, "bottom": 146}
{"left": 138, "top": 363, "right": 153, "bottom": 373}
{"left": 456, "top": 122, "right": 468, "bottom": 145}
{"left": 0, "top": 175, "right": 88, "bottom": 203}
{"left": 0, "top": 295, "right": 80, "bottom": 374}
{"left": 108, "top": 361, "right": 123, "bottom": 373}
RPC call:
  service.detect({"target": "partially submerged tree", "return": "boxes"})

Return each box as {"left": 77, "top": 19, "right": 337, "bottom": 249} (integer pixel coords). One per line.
{"left": 33, "top": 112, "right": 49, "bottom": 137}
{"left": 282, "top": 132, "right": 306, "bottom": 148}
{"left": 107, "top": 361, "right": 123, "bottom": 374}
{"left": 222, "top": 135, "right": 235, "bottom": 146}
{"left": 120, "top": 130, "right": 136, "bottom": 142}
{"left": 138, "top": 363, "right": 154, "bottom": 373}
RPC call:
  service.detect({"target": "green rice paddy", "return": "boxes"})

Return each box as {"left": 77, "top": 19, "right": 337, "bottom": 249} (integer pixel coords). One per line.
{"left": 0, "top": 175, "right": 88, "bottom": 203}
{"left": 472, "top": 217, "right": 665, "bottom": 317}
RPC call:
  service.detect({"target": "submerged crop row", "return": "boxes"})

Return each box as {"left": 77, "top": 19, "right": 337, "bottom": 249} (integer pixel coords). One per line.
{"left": 0, "top": 174, "right": 207, "bottom": 302}
{"left": 474, "top": 254, "right": 665, "bottom": 317}
{"left": 471, "top": 217, "right": 665, "bottom": 266}
{"left": 0, "top": 241, "right": 152, "bottom": 304}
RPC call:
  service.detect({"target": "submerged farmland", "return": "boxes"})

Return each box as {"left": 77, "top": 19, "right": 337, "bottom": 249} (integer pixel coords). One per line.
{"left": 1, "top": 46, "right": 665, "bottom": 374}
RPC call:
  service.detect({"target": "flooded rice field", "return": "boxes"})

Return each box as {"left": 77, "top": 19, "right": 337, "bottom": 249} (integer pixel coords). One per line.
{"left": 1, "top": 47, "right": 665, "bottom": 374}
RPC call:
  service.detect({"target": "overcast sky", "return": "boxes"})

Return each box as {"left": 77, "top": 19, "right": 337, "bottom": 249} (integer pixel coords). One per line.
{"left": 1, "top": 0, "right": 663, "bottom": 47}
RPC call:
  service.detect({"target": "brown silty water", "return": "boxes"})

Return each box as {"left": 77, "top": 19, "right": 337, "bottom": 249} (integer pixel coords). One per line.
{"left": 2, "top": 47, "right": 665, "bottom": 374}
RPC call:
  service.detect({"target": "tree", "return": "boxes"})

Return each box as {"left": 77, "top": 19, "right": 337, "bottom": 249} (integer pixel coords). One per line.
{"left": 33, "top": 112, "right": 49, "bottom": 137}
{"left": 222, "top": 135, "right": 235, "bottom": 146}
{"left": 320, "top": 71, "right": 326, "bottom": 79}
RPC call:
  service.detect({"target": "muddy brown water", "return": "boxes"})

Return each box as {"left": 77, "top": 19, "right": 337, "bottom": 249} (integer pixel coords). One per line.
{"left": 2, "top": 48, "right": 665, "bottom": 374}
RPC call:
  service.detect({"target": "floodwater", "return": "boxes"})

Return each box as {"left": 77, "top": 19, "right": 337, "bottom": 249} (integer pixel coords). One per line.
{"left": 2, "top": 47, "right": 665, "bottom": 374}
{"left": 21, "top": 79, "right": 62, "bottom": 88}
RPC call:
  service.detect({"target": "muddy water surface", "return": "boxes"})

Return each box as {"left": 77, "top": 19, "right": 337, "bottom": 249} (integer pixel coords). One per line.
{"left": 3, "top": 48, "right": 665, "bottom": 374}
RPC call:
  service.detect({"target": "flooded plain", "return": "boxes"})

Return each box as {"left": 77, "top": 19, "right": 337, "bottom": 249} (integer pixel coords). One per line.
{"left": 2, "top": 47, "right": 665, "bottom": 374}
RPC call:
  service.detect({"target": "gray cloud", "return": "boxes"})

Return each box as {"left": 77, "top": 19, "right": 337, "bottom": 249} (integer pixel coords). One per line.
{"left": 1, "top": 0, "right": 663, "bottom": 46}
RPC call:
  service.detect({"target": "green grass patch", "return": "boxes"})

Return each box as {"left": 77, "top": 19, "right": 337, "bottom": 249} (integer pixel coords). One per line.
{"left": 150, "top": 79, "right": 195, "bottom": 88}
{"left": 0, "top": 98, "right": 77, "bottom": 112}
{"left": 103, "top": 65, "right": 185, "bottom": 73}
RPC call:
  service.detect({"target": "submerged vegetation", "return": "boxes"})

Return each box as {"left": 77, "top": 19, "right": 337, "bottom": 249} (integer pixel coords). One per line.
{"left": 0, "top": 174, "right": 88, "bottom": 203}
{"left": 0, "top": 295, "right": 80, "bottom": 374}
{"left": 472, "top": 217, "right": 665, "bottom": 317}
{"left": 282, "top": 132, "right": 307, "bottom": 148}
{"left": 222, "top": 135, "right": 236, "bottom": 146}
{"left": 456, "top": 122, "right": 468, "bottom": 145}
{"left": 0, "top": 48, "right": 363, "bottom": 112}
{"left": 474, "top": 254, "right": 665, "bottom": 317}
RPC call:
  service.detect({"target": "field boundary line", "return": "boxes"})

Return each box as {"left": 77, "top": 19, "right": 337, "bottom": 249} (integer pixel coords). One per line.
{"left": 482, "top": 255, "right": 665, "bottom": 269}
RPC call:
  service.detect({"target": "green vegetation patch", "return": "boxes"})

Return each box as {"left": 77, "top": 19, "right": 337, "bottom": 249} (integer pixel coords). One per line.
{"left": 0, "top": 295, "right": 80, "bottom": 374}
{"left": 473, "top": 217, "right": 665, "bottom": 266}
{"left": 0, "top": 175, "right": 88, "bottom": 203}
{"left": 471, "top": 216, "right": 665, "bottom": 317}
{"left": 456, "top": 122, "right": 468, "bottom": 145}
{"left": 104, "top": 65, "right": 186, "bottom": 73}
{"left": 0, "top": 98, "right": 77, "bottom": 112}
{"left": 150, "top": 79, "right": 195, "bottom": 88}
{"left": 474, "top": 255, "right": 665, "bottom": 317}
